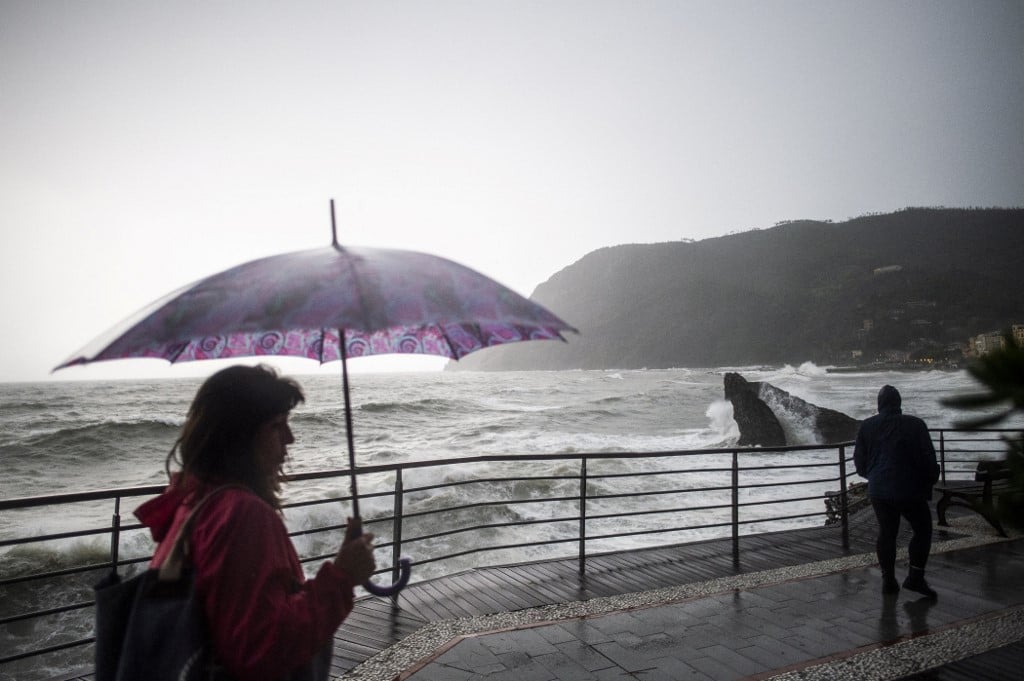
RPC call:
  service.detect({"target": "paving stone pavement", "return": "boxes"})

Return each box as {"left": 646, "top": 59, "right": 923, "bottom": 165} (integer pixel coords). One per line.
{"left": 394, "top": 536, "right": 1024, "bottom": 680}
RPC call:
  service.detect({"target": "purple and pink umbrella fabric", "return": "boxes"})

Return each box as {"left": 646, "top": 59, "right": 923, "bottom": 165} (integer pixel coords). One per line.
{"left": 57, "top": 245, "right": 575, "bottom": 369}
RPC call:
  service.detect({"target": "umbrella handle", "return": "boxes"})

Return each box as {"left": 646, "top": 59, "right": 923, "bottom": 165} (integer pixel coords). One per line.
{"left": 362, "top": 556, "right": 413, "bottom": 597}
{"left": 347, "top": 519, "right": 413, "bottom": 597}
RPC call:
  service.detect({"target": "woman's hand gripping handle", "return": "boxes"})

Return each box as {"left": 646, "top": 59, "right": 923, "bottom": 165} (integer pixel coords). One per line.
{"left": 336, "top": 517, "right": 412, "bottom": 597}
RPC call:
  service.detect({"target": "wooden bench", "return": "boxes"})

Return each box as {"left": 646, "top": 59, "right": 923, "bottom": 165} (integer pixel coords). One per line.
{"left": 935, "top": 459, "right": 1011, "bottom": 537}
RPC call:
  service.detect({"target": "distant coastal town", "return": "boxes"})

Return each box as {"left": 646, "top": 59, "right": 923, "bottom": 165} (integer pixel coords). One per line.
{"left": 844, "top": 322, "right": 1023, "bottom": 371}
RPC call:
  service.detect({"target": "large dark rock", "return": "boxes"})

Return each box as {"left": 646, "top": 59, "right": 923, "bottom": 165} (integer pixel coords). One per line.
{"left": 723, "top": 373, "right": 786, "bottom": 446}
{"left": 724, "top": 372, "right": 861, "bottom": 446}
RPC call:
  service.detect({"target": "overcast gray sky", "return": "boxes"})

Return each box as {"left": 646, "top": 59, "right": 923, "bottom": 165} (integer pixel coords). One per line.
{"left": 2, "top": 0, "right": 1022, "bottom": 382}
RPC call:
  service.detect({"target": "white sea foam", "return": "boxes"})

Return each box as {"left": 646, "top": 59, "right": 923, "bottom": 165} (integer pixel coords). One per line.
{"left": 705, "top": 399, "right": 740, "bottom": 443}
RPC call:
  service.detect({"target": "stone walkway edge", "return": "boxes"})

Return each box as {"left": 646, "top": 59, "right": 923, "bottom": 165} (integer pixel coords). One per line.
{"left": 759, "top": 607, "right": 1024, "bottom": 680}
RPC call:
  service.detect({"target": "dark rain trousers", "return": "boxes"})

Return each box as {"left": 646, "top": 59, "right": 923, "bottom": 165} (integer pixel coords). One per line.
{"left": 870, "top": 497, "right": 933, "bottom": 575}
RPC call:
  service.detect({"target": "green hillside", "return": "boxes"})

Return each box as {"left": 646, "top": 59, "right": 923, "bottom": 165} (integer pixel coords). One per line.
{"left": 455, "top": 208, "right": 1024, "bottom": 370}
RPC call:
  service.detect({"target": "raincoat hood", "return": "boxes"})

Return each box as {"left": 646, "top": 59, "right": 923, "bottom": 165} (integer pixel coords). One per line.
{"left": 877, "top": 384, "right": 902, "bottom": 414}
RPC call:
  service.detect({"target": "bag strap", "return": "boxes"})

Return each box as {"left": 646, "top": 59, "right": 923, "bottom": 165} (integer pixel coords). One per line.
{"left": 158, "top": 484, "right": 247, "bottom": 582}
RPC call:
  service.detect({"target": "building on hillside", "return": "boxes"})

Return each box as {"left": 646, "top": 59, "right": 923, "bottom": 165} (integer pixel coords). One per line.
{"left": 973, "top": 331, "right": 1006, "bottom": 356}
{"left": 971, "top": 325, "right": 1024, "bottom": 356}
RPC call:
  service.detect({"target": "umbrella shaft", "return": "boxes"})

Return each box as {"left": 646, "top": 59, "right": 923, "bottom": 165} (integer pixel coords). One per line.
{"left": 340, "top": 333, "right": 360, "bottom": 519}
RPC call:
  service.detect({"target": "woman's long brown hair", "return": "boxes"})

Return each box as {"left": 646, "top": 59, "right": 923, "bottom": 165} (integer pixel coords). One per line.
{"left": 166, "top": 364, "right": 304, "bottom": 509}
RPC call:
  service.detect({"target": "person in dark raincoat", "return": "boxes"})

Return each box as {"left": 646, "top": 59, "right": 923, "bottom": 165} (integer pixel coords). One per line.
{"left": 854, "top": 384, "right": 940, "bottom": 598}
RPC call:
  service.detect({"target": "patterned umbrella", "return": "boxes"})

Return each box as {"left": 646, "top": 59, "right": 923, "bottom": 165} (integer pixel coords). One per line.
{"left": 56, "top": 203, "right": 577, "bottom": 594}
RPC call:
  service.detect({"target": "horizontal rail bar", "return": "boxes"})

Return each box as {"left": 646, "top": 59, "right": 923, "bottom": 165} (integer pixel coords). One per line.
{"left": 586, "top": 519, "right": 736, "bottom": 542}
{"left": 737, "top": 510, "right": 825, "bottom": 526}
{"left": 409, "top": 536, "right": 581, "bottom": 567}
{"left": 0, "top": 599, "right": 93, "bottom": 626}
{"left": 0, "top": 637, "right": 93, "bottom": 665}
{"left": 586, "top": 502, "right": 732, "bottom": 521}
{"left": 587, "top": 466, "right": 735, "bottom": 479}
{"left": 589, "top": 484, "right": 736, "bottom": 501}
{"left": 402, "top": 516, "right": 580, "bottom": 545}
{"left": 394, "top": 495, "right": 580, "bottom": 522}
{"left": 404, "top": 474, "right": 579, "bottom": 494}
{"left": 736, "top": 475, "right": 838, "bottom": 490}
{"left": 0, "top": 526, "right": 118, "bottom": 548}
{"left": 737, "top": 494, "right": 830, "bottom": 508}
{"left": 0, "top": 561, "right": 114, "bottom": 587}
{"left": 736, "top": 461, "right": 839, "bottom": 471}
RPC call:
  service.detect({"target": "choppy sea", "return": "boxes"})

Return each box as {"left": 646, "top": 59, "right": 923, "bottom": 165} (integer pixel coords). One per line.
{"left": 0, "top": 364, "right": 1018, "bottom": 680}
{"left": 2, "top": 364, "right": 993, "bottom": 498}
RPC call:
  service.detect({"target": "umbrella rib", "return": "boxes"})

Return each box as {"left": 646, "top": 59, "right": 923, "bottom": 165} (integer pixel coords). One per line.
{"left": 167, "top": 341, "right": 188, "bottom": 364}
{"left": 439, "top": 326, "right": 459, "bottom": 360}
{"left": 332, "top": 243, "right": 374, "bottom": 331}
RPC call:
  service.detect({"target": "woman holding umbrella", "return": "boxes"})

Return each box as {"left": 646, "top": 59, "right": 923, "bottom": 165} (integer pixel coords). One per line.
{"left": 134, "top": 364, "right": 377, "bottom": 681}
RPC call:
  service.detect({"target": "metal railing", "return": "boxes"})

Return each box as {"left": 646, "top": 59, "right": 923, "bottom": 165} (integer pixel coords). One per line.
{"left": 0, "top": 428, "right": 1017, "bottom": 679}
{"left": 935, "top": 428, "right": 1020, "bottom": 484}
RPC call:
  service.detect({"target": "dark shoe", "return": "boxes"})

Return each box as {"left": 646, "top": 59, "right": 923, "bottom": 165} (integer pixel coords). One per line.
{"left": 902, "top": 574, "right": 937, "bottom": 599}
{"left": 882, "top": 577, "right": 901, "bottom": 594}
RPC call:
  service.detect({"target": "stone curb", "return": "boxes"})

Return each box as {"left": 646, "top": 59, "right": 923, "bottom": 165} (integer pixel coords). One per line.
{"left": 764, "top": 608, "right": 1024, "bottom": 680}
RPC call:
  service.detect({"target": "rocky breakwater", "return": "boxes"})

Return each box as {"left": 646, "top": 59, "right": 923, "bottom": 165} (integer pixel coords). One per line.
{"left": 723, "top": 372, "right": 861, "bottom": 446}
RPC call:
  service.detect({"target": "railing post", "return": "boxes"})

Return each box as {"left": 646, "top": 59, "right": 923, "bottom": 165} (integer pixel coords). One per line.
{"left": 939, "top": 430, "right": 947, "bottom": 484}
{"left": 731, "top": 450, "right": 740, "bottom": 567}
{"left": 579, "top": 457, "right": 587, "bottom": 576}
{"left": 838, "top": 445, "right": 849, "bottom": 550}
{"left": 110, "top": 496, "right": 122, "bottom": 573}
{"left": 391, "top": 469, "right": 404, "bottom": 602}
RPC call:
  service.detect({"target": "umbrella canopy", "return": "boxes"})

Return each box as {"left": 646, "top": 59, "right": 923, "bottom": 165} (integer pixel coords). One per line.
{"left": 56, "top": 232, "right": 576, "bottom": 596}
{"left": 56, "top": 245, "right": 574, "bottom": 369}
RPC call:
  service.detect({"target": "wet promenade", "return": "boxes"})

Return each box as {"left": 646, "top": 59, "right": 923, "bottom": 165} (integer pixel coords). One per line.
{"left": 336, "top": 509, "right": 1023, "bottom": 681}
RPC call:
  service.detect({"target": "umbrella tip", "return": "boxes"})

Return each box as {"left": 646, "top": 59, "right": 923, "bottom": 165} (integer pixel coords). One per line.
{"left": 330, "top": 199, "right": 338, "bottom": 247}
